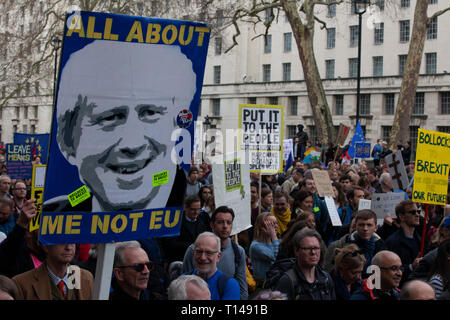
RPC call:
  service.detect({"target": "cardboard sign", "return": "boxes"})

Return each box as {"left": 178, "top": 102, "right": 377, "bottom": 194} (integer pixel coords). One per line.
{"left": 311, "top": 169, "right": 334, "bottom": 197}
{"left": 412, "top": 129, "right": 450, "bottom": 205}
{"left": 371, "top": 192, "right": 406, "bottom": 219}
{"left": 29, "top": 165, "right": 46, "bottom": 232}
{"left": 385, "top": 150, "right": 409, "bottom": 191}
{"left": 335, "top": 123, "right": 351, "bottom": 146}
{"left": 239, "top": 104, "right": 283, "bottom": 173}
{"left": 212, "top": 152, "right": 251, "bottom": 236}
{"left": 283, "top": 139, "right": 293, "bottom": 160}
{"left": 324, "top": 196, "right": 342, "bottom": 227}
{"left": 358, "top": 199, "right": 372, "bottom": 211}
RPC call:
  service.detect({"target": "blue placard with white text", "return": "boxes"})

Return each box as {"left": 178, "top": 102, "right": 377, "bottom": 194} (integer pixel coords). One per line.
{"left": 355, "top": 142, "right": 371, "bottom": 158}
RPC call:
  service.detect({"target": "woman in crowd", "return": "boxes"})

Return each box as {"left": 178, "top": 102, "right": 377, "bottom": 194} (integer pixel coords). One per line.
{"left": 291, "top": 190, "right": 314, "bottom": 220}
{"left": 427, "top": 239, "right": 450, "bottom": 299}
{"left": 249, "top": 212, "right": 281, "bottom": 284}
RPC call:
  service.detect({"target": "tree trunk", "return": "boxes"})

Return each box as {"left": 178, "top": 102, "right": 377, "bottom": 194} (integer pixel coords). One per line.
{"left": 389, "top": 0, "right": 429, "bottom": 149}
{"left": 281, "top": 0, "right": 335, "bottom": 146}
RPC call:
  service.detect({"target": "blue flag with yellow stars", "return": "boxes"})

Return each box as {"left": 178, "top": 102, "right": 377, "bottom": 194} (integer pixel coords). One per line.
{"left": 347, "top": 122, "right": 365, "bottom": 159}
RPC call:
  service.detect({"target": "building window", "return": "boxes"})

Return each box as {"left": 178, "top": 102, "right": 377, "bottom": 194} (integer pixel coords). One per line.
{"left": 384, "top": 93, "right": 395, "bottom": 115}
{"left": 425, "top": 52, "right": 437, "bottom": 74}
{"left": 248, "top": 97, "right": 257, "bottom": 104}
{"left": 325, "top": 59, "right": 335, "bottom": 79}
{"left": 264, "top": 35, "right": 272, "bottom": 54}
{"left": 376, "top": 0, "right": 385, "bottom": 10}
{"left": 429, "top": 0, "right": 438, "bottom": 4}
{"left": 24, "top": 106, "right": 28, "bottom": 119}
{"left": 373, "top": 56, "right": 383, "bottom": 77}
{"left": 287, "top": 125, "right": 297, "bottom": 139}
{"left": 437, "top": 126, "right": 450, "bottom": 134}
{"left": 33, "top": 106, "right": 38, "bottom": 118}
{"left": 289, "top": 96, "right": 298, "bottom": 116}
{"left": 216, "top": 9, "right": 223, "bottom": 27}
{"left": 327, "top": 28, "right": 336, "bottom": 49}
{"left": 398, "top": 55, "right": 407, "bottom": 75}
{"left": 359, "top": 94, "right": 371, "bottom": 115}
{"left": 382, "top": 126, "right": 391, "bottom": 142}
{"left": 427, "top": 17, "right": 438, "bottom": 40}
{"left": 327, "top": 0, "right": 336, "bottom": 17}
{"left": 282, "top": 63, "right": 291, "bottom": 81}
{"left": 212, "top": 99, "right": 220, "bottom": 116}
{"left": 265, "top": 8, "right": 273, "bottom": 23}
{"left": 400, "top": 20, "right": 410, "bottom": 42}
{"left": 213, "top": 65, "right": 221, "bottom": 84}
{"left": 401, "top": 0, "right": 410, "bottom": 7}
{"left": 334, "top": 95, "right": 344, "bottom": 115}
{"left": 15, "top": 106, "right": 20, "bottom": 118}
{"left": 35, "top": 81, "right": 40, "bottom": 95}
{"left": 441, "top": 92, "right": 450, "bottom": 114}
{"left": 308, "top": 126, "right": 317, "bottom": 146}
{"left": 269, "top": 97, "right": 278, "bottom": 105}
{"left": 349, "top": 58, "right": 358, "bottom": 78}
{"left": 413, "top": 92, "right": 425, "bottom": 115}
{"left": 31, "top": 125, "right": 36, "bottom": 134}
{"left": 284, "top": 32, "right": 292, "bottom": 52}
{"left": 215, "top": 37, "right": 222, "bottom": 55}
{"left": 262, "top": 64, "right": 271, "bottom": 82}
{"left": 409, "top": 126, "right": 419, "bottom": 161}
{"left": 23, "top": 125, "right": 27, "bottom": 134}
{"left": 374, "top": 23, "right": 384, "bottom": 45}
{"left": 350, "top": 25, "right": 359, "bottom": 47}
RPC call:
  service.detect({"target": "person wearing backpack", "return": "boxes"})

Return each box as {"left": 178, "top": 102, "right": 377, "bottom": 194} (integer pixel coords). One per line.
{"left": 190, "top": 232, "right": 240, "bottom": 300}
{"left": 274, "top": 228, "right": 335, "bottom": 300}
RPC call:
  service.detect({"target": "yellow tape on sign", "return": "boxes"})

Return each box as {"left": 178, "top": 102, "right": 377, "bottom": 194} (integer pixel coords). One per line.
{"left": 153, "top": 170, "right": 169, "bottom": 187}
{"left": 68, "top": 185, "right": 91, "bottom": 207}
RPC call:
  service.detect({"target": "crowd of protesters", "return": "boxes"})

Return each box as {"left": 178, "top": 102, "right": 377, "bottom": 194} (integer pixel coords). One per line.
{"left": 0, "top": 140, "right": 449, "bottom": 301}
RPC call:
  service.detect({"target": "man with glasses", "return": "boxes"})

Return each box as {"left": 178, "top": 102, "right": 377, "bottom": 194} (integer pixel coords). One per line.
{"left": 275, "top": 228, "right": 335, "bottom": 300}
{"left": 351, "top": 250, "right": 402, "bottom": 300}
{"left": 11, "top": 180, "right": 28, "bottom": 216}
{"left": 111, "top": 241, "right": 153, "bottom": 300}
{"left": 189, "top": 232, "right": 239, "bottom": 300}
{"left": 385, "top": 200, "right": 424, "bottom": 286}
{"left": 183, "top": 206, "right": 247, "bottom": 300}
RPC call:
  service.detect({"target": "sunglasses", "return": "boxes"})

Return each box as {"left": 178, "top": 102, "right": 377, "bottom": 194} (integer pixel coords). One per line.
{"left": 343, "top": 249, "right": 364, "bottom": 258}
{"left": 117, "top": 262, "right": 153, "bottom": 272}
{"left": 407, "top": 210, "right": 420, "bottom": 215}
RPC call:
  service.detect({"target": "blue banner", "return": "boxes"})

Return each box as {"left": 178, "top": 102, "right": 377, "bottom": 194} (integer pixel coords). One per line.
{"left": 40, "top": 11, "right": 210, "bottom": 245}
{"left": 355, "top": 142, "right": 371, "bottom": 158}
{"left": 13, "top": 133, "right": 50, "bottom": 164}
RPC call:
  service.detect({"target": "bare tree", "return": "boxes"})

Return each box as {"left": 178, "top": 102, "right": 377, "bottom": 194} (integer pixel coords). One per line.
{"left": 389, "top": 0, "right": 450, "bottom": 149}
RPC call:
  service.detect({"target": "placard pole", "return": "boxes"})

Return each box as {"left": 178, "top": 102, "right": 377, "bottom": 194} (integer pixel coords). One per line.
{"left": 93, "top": 242, "right": 115, "bottom": 300}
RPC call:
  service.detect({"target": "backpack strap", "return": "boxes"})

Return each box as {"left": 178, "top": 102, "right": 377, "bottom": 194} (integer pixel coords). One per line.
{"left": 285, "top": 268, "right": 301, "bottom": 300}
{"left": 230, "top": 241, "right": 241, "bottom": 278}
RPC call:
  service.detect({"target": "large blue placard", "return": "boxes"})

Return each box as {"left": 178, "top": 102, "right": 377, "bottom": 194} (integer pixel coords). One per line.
{"left": 40, "top": 11, "right": 210, "bottom": 245}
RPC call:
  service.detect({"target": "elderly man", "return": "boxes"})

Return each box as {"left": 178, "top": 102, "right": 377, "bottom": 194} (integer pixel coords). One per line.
{"left": 400, "top": 280, "right": 435, "bottom": 300}
{"left": 190, "top": 232, "right": 240, "bottom": 300}
{"left": 0, "top": 175, "right": 12, "bottom": 199}
{"left": 351, "top": 250, "right": 402, "bottom": 300}
{"left": 111, "top": 241, "right": 153, "bottom": 300}
{"left": 168, "top": 274, "right": 211, "bottom": 300}
{"left": 44, "top": 40, "right": 198, "bottom": 213}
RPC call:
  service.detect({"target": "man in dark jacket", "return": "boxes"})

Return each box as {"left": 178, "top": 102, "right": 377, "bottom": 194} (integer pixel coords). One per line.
{"left": 275, "top": 228, "right": 335, "bottom": 300}
{"left": 385, "top": 200, "right": 424, "bottom": 287}
{"left": 160, "top": 195, "right": 209, "bottom": 264}
{"left": 296, "top": 125, "right": 309, "bottom": 160}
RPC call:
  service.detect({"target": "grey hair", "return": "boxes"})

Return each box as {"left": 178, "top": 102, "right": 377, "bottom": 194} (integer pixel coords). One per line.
{"left": 292, "top": 228, "right": 323, "bottom": 250}
{"left": 168, "top": 275, "right": 209, "bottom": 300}
{"left": 195, "top": 232, "right": 221, "bottom": 252}
{"left": 113, "top": 241, "right": 141, "bottom": 267}
{"left": 379, "top": 172, "right": 392, "bottom": 185}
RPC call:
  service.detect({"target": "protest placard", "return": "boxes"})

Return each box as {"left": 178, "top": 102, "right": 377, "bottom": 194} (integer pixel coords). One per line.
{"left": 283, "top": 139, "right": 293, "bottom": 161}
{"left": 6, "top": 144, "right": 32, "bottom": 179}
{"left": 212, "top": 151, "right": 251, "bottom": 235}
{"left": 385, "top": 150, "right": 409, "bottom": 191}
{"left": 355, "top": 142, "right": 371, "bottom": 158}
{"left": 358, "top": 199, "right": 372, "bottom": 211}
{"left": 30, "top": 165, "right": 46, "bottom": 232}
{"left": 39, "top": 11, "right": 210, "bottom": 245}
{"left": 324, "top": 196, "right": 342, "bottom": 227}
{"left": 412, "top": 129, "right": 450, "bottom": 205}
{"left": 311, "top": 169, "right": 334, "bottom": 197}
{"left": 239, "top": 104, "right": 283, "bottom": 173}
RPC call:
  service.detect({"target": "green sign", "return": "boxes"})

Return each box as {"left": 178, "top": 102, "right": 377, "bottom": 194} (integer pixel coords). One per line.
{"left": 68, "top": 185, "right": 91, "bottom": 207}
{"left": 153, "top": 170, "right": 169, "bottom": 187}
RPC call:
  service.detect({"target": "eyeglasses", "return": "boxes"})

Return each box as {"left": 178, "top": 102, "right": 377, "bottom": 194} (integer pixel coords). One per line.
{"left": 117, "top": 262, "right": 153, "bottom": 272}
{"left": 406, "top": 210, "right": 420, "bottom": 215}
{"left": 299, "top": 247, "right": 321, "bottom": 253}
{"left": 194, "top": 249, "right": 218, "bottom": 257}
{"left": 380, "top": 265, "right": 404, "bottom": 272}
{"left": 343, "top": 249, "right": 364, "bottom": 258}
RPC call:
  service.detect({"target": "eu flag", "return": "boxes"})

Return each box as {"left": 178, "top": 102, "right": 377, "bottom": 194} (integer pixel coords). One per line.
{"left": 347, "top": 122, "right": 365, "bottom": 159}
{"left": 14, "top": 133, "right": 50, "bottom": 164}
{"left": 284, "top": 151, "right": 293, "bottom": 173}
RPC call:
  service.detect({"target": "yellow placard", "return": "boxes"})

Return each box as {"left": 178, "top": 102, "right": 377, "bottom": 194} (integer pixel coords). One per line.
{"left": 152, "top": 170, "right": 169, "bottom": 187}
{"left": 68, "top": 185, "right": 91, "bottom": 207}
{"left": 29, "top": 165, "right": 46, "bottom": 232}
{"left": 412, "top": 129, "right": 450, "bottom": 205}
